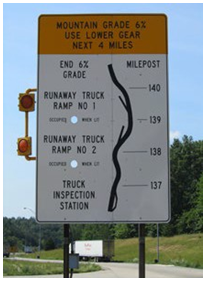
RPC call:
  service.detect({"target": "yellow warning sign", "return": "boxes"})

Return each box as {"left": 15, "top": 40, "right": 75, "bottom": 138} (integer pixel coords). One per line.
{"left": 38, "top": 14, "right": 167, "bottom": 55}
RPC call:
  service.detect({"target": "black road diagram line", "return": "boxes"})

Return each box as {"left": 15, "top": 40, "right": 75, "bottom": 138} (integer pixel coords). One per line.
{"left": 108, "top": 64, "right": 133, "bottom": 212}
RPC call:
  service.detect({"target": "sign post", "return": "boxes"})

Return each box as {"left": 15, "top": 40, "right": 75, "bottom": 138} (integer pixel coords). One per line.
{"left": 63, "top": 224, "right": 69, "bottom": 278}
{"left": 139, "top": 224, "right": 145, "bottom": 278}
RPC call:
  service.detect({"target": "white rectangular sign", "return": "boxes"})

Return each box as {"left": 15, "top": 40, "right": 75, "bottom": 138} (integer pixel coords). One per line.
{"left": 36, "top": 14, "right": 170, "bottom": 223}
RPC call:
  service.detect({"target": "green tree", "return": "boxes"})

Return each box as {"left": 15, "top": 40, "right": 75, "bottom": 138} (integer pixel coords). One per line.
{"left": 114, "top": 224, "right": 137, "bottom": 239}
{"left": 176, "top": 174, "right": 203, "bottom": 233}
{"left": 169, "top": 136, "right": 203, "bottom": 235}
{"left": 81, "top": 224, "right": 114, "bottom": 240}
{"left": 44, "top": 238, "right": 56, "bottom": 250}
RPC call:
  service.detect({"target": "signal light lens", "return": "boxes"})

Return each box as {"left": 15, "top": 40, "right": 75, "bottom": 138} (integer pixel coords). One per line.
{"left": 18, "top": 139, "right": 29, "bottom": 153}
{"left": 17, "top": 137, "right": 32, "bottom": 156}
{"left": 20, "top": 95, "right": 33, "bottom": 109}
{"left": 18, "top": 93, "right": 35, "bottom": 112}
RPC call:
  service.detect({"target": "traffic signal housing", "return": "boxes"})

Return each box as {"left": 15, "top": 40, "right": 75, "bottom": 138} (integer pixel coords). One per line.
{"left": 17, "top": 137, "right": 32, "bottom": 156}
{"left": 17, "top": 88, "right": 36, "bottom": 161}
{"left": 18, "top": 93, "right": 35, "bottom": 112}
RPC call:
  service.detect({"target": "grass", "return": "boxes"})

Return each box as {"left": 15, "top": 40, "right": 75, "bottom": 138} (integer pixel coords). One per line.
{"left": 3, "top": 260, "right": 101, "bottom": 276}
{"left": 3, "top": 260, "right": 63, "bottom": 276}
{"left": 113, "top": 234, "right": 203, "bottom": 268}
{"left": 20, "top": 249, "right": 64, "bottom": 260}
{"left": 14, "top": 234, "right": 203, "bottom": 271}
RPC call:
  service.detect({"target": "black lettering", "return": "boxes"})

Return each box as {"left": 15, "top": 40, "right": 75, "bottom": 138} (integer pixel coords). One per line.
{"left": 73, "top": 41, "right": 92, "bottom": 49}
{"left": 82, "top": 135, "right": 105, "bottom": 143}
{"left": 62, "top": 180, "right": 86, "bottom": 188}
{"left": 59, "top": 201, "right": 89, "bottom": 210}
{"left": 126, "top": 60, "right": 160, "bottom": 68}
{"left": 102, "top": 21, "right": 130, "bottom": 29}
{"left": 65, "top": 31, "right": 80, "bottom": 40}
{"left": 53, "top": 102, "right": 73, "bottom": 109}
{"left": 52, "top": 146, "right": 72, "bottom": 153}
{"left": 63, "top": 71, "right": 86, "bottom": 79}
{"left": 77, "top": 146, "right": 87, "bottom": 154}
{"left": 82, "top": 162, "right": 92, "bottom": 166}
{"left": 85, "top": 31, "right": 113, "bottom": 39}
{"left": 109, "top": 41, "right": 132, "bottom": 49}
{"left": 60, "top": 60, "right": 73, "bottom": 68}
{"left": 82, "top": 91, "right": 104, "bottom": 99}
{"left": 119, "top": 31, "right": 140, "bottom": 39}
{"left": 78, "top": 102, "right": 88, "bottom": 109}
{"left": 56, "top": 21, "right": 98, "bottom": 29}
{"left": 60, "top": 202, "right": 64, "bottom": 210}
{"left": 43, "top": 135, "right": 76, "bottom": 143}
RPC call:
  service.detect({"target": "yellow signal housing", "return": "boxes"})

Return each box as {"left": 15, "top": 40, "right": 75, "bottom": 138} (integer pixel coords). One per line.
{"left": 18, "top": 93, "right": 35, "bottom": 112}
{"left": 17, "top": 137, "right": 32, "bottom": 156}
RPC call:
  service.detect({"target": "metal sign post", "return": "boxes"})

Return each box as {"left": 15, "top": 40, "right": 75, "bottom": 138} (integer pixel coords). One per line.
{"left": 139, "top": 224, "right": 145, "bottom": 278}
{"left": 157, "top": 223, "right": 160, "bottom": 263}
{"left": 63, "top": 224, "right": 69, "bottom": 278}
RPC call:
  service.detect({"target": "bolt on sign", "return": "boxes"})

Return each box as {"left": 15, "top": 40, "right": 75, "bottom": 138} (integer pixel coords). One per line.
{"left": 37, "top": 14, "right": 170, "bottom": 223}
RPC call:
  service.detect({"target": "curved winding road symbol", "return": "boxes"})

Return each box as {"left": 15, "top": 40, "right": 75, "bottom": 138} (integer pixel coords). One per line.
{"left": 107, "top": 64, "right": 133, "bottom": 212}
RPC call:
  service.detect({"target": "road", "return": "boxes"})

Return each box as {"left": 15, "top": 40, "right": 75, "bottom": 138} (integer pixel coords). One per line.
{"left": 5, "top": 258, "right": 203, "bottom": 278}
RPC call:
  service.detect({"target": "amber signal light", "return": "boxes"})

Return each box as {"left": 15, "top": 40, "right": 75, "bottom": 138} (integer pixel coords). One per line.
{"left": 18, "top": 93, "right": 35, "bottom": 112}
{"left": 17, "top": 137, "right": 32, "bottom": 156}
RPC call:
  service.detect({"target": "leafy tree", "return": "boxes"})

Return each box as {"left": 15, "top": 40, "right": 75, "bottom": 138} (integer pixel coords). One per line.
{"left": 176, "top": 174, "right": 203, "bottom": 234}
{"left": 44, "top": 237, "right": 56, "bottom": 250}
{"left": 168, "top": 136, "right": 203, "bottom": 235}
{"left": 114, "top": 224, "right": 130, "bottom": 239}
{"left": 114, "top": 224, "right": 137, "bottom": 239}
{"left": 80, "top": 224, "right": 114, "bottom": 240}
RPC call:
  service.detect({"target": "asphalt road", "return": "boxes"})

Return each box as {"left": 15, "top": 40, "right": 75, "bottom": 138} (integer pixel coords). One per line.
{"left": 5, "top": 258, "right": 203, "bottom": 278}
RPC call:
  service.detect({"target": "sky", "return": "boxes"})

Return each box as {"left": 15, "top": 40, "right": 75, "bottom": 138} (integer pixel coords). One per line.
{"left": 3, "top": 2, "right": 203, "bottom": 218}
